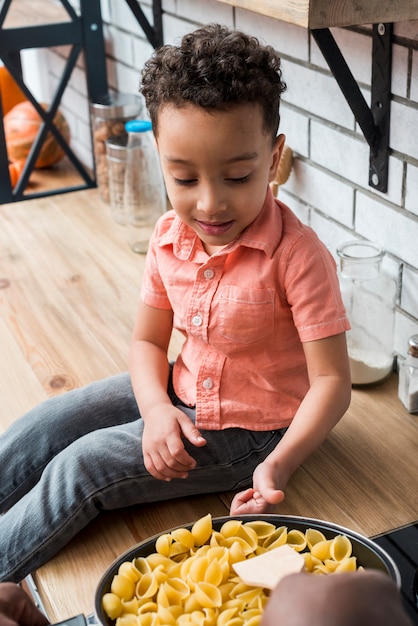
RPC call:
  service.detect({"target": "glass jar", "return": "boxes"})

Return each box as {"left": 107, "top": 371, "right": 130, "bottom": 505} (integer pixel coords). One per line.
{"left": 90, "top": 94, "right": 142, "bottom": 203}
{"left": 337, "top": 240, "right": 396, "bottom": 385}
{"left": 124, "top": 120, "right": 166, "bottom": 254}
{"left": 398, "top": 335, "right": 418, "bottom": 413}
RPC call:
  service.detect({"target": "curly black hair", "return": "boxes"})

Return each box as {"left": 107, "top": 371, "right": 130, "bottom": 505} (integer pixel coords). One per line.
{"left": 140, "top": 23, "right": 286, "bottom": 142}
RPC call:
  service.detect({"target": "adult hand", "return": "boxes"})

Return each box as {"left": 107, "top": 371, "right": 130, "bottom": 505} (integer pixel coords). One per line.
{"left": 142, "top": 404, "right": 206, "bottom": 481}
{"left": 229, "top": 461, "right": 285, "bottom": 515}
{"left": 261, "top": 571, "right": 413, "bottom": 626}
{"left": 0, "top": 583, "right": 49, "bottom": 626}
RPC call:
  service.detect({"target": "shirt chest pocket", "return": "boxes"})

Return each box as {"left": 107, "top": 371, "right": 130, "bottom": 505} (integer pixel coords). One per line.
{"left": 218, "top": 285, "right": 275, "bottom": 344}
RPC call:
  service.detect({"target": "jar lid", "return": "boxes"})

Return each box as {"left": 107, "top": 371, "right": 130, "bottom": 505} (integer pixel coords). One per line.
{"left": 90, "top": 93, "right": 142, "bottom": 119}
{"left": 408, "top": 334, "right": 418, "bottom": 358}
{"left": 125, "top": 120, "right": 152, "bottom": 133}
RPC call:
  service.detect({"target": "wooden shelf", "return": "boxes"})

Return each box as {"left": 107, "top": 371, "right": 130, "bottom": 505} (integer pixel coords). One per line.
{"left": 215, "top": 0, "right": 418, "bottom": 29}
{"left": 2, "top": 0, "right": 71, "bottom": 29}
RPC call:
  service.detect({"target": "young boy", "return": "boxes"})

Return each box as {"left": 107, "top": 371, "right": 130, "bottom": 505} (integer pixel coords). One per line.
{"left": 0, "top": 24, "right": 351, "bottom": 583}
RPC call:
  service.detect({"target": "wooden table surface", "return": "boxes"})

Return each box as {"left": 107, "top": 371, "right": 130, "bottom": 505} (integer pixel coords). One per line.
{"left": 0, "top": 188, "right": 417, "bottom": 621}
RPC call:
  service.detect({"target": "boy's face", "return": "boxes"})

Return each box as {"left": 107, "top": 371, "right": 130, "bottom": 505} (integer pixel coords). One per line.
{"left": 155, "top": 102, "right": 284, "bottom": 254}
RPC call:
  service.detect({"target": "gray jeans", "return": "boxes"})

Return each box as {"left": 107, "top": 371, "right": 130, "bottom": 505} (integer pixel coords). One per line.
{"left": 0, "top": 372, "right": 284, "bottom": 582}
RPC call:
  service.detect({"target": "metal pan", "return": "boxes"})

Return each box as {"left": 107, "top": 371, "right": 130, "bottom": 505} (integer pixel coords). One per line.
{"left": 91, "top": 514, "right": 401, "bottom": 625}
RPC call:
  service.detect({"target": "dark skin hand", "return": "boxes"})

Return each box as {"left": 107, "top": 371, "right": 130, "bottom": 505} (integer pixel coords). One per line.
{"left": 0, "top": 583, "right": 49, "bottom": 626}
{"left": 261, "top": 571, "right": 413, "bottom": 626}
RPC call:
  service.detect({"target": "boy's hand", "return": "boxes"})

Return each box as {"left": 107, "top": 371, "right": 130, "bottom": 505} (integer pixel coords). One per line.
{"left": 142, "top": 404, "right": 206, "bottom": 481}
{"left": 0, "top": 583, "right": 49, "bottom": 626}
{"left": 229, "top": 461, "right": 285, "bottom": 515}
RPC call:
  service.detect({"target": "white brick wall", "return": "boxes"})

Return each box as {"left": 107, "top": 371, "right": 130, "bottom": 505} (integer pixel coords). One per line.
{"left": 53, "top": 1, "right": 418, "bottom": 360}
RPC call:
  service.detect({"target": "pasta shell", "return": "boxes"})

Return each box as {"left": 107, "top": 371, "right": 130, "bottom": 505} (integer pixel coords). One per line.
{"left": 102, "top": 592, "right": 123, "bottom": 619}
{"left": 111, "top": 574, "right": 135, "bottom": 601}
{"left": 118, "top": 561, "right": 142, "bottom": 583}
{"left": 171, "top": 528, "right": 194, "bottom": 548}
{"left": 335, "top": 557, "right": 357, "bottom": 572}
{"left": 305, "top": 528, "right": 326, "bottom": 551}
{"left": 191, "top": 514, "right": 212, "bottom": 546}
{"left": 194, "top": 582, "right": 222, "bottom": 608}
{"left": 220, "top": 520, "right": 243, "bottom": 538}
{"left": 115, "top": 615, "right": 139, "bottom": 626}
{"left": 155, "top": 533, "right": 173, "bottom": 556}
{"left": 262, "top": 526, "right": 287, "bottom": 549}
{"left": 286, "top": 529, "right": 307, "bottom": 552}
{"left": 310, "top": 539, "right": 332, "bottom": 561}
{"left": 243, "top": 521, "right": 277, "bottom": 540}
{"left": 330, "top": 535, "right": 352, "bottom": 561}
{"left": 136, "top": 572, "right": 160, "bottom": 599}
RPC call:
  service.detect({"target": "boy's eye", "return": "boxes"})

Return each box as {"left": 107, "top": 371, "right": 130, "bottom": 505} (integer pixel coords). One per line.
{"left": 227, "top": 174, "right": 251, "bottom": 184}
{"left": 173, "top": 177, "right": 196, "bottom": 186}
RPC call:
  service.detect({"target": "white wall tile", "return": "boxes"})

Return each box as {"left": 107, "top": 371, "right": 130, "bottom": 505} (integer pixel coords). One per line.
{"left": 390, "top": 100, "right": 418, "bottom": 161}
{"left": 393, "top": 20, "right": 418, "bottom": 42}
{"left": 176, "top": 0, "right": 233, "bottom": 26}
{"left": 401, "top": 266, "right": 418, "bottom": 319}
{"left": 405, "top": 163, "right": 418, "bottom": 217}
{"left": 279, "top": 105, "right": 309, "bottom": 158}
{"left": 410, "top": 50, "right": 418, "bottom": 104}
{"left": 355, "top": 192, "right": 418, "bottom": 268}
{"left": 236, "top": 11, "right": 309, "bottom": 61}
{"left": 161, "top": 14, "right": 202, "bottom": 45}
{"left": 281, "top": 60, "right": 355, "bottom": 130}
{"left": 279, "top": 190, "right": 310, "bottom": 225}
{"left": 392, "top": 44, "right": 409, "bottom": 99}
{"left": 311, "top": 121, "right": 369, "bottom": 188}
{"left": 285, "top": 160, "right": 354, "bottom": 227}
{"left": 394, "top": 311, "right": 418, "bottom": 358}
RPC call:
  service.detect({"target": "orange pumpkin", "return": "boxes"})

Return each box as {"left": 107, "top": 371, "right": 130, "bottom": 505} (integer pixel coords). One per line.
{"left": 4, "top": 101, "right": 71, "bottom": 168}
{"left": 8, "top": 160, "right": 25, "bottom": 187}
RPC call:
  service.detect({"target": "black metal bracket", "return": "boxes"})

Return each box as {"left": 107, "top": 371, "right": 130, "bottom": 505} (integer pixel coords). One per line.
{"left": 311, "top": 24, "right": 393, "bottom": 193}
{"left": 124, "top": 0, "right": 163, "bottom": 49}
{"left": 0, "top": 0, "right": 107, "bottom": 203}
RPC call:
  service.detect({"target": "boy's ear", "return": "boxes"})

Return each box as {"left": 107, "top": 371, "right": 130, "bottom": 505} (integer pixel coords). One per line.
{"left": 269, "top": 133, "right": 286, "bottom": 183}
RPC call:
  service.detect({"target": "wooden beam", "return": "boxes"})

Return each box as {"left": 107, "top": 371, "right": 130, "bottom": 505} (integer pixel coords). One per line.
{"left": 215, "top": 0, "right": 418, "bottom": 29}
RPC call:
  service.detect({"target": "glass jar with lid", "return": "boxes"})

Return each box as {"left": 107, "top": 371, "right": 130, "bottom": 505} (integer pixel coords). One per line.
{"left": 398, "top": 335, "right": 418, "bottom": 413}
{"left": 337, "top": 240, "right": 397, "bottom": 385}
{"left": 90, "top": 93, "right": 142, "bottom": 203}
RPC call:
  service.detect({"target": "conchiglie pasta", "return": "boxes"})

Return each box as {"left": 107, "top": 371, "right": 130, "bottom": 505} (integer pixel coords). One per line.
{"left": 103, "top": 515, "right": 361, "bottom": 625}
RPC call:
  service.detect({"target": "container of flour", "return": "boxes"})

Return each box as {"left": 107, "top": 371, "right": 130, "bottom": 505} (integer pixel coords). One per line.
{"left": 337, "top": 240, "right": 396, "bottom": 385}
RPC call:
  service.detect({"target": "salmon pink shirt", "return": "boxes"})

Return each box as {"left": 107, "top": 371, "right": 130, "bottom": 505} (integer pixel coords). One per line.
{"left": 141, "top": 189, "right": 350, "bottom": 431}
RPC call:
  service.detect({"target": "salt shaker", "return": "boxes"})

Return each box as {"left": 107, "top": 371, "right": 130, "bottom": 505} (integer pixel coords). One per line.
{"left": 124, "top": 120, "right": 166, "bottom": 253}
{"left": 398, "top": 334, "right": 418, "bottom": 413}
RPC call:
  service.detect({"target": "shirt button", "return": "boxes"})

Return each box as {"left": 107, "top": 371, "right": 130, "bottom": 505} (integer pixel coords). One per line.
{"left": 192, "top": 314, "right": 203, "bottom": 327}
{"left": 203, "top": 377, "right": 213, "bottom": 390}
{"left": 203, "top": 268, "right": 215, "bottom": 280}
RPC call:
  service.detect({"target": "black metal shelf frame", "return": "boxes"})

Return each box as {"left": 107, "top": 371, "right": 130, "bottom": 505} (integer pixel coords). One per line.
{"left": 0, "top": 0, "right": 163, "bottom": 204}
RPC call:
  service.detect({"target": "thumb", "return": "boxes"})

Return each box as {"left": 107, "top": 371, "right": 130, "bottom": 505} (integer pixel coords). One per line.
{"left": 179, "top": 415, "right": 207, "bottom": 447}
{"left": 262, "top": 486, "right": 285, "bottom": 505}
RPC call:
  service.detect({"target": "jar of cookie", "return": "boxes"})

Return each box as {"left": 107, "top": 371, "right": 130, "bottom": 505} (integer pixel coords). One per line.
{"left": 90, "top": 94, "right": 142, "bottom": 203}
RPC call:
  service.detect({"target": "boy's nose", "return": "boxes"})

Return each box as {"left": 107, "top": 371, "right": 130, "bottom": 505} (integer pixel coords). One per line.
{"left": 196, "top": 183, "right": 227, "bottom": 215}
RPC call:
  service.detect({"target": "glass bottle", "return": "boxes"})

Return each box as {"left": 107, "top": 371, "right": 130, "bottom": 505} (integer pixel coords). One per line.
{"left": 337, "top": 240, "right": 396, "bottom": 385}
{"left": 124, "top": 120, "right": 166, "bottom": 254}
{"left": 398, "top": 335, "right": 418, "bottom": 413}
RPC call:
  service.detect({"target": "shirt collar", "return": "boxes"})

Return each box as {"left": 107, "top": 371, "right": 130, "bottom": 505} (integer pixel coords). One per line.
{"left": 159, "top": 187, "right": 283, "bottom": 261}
